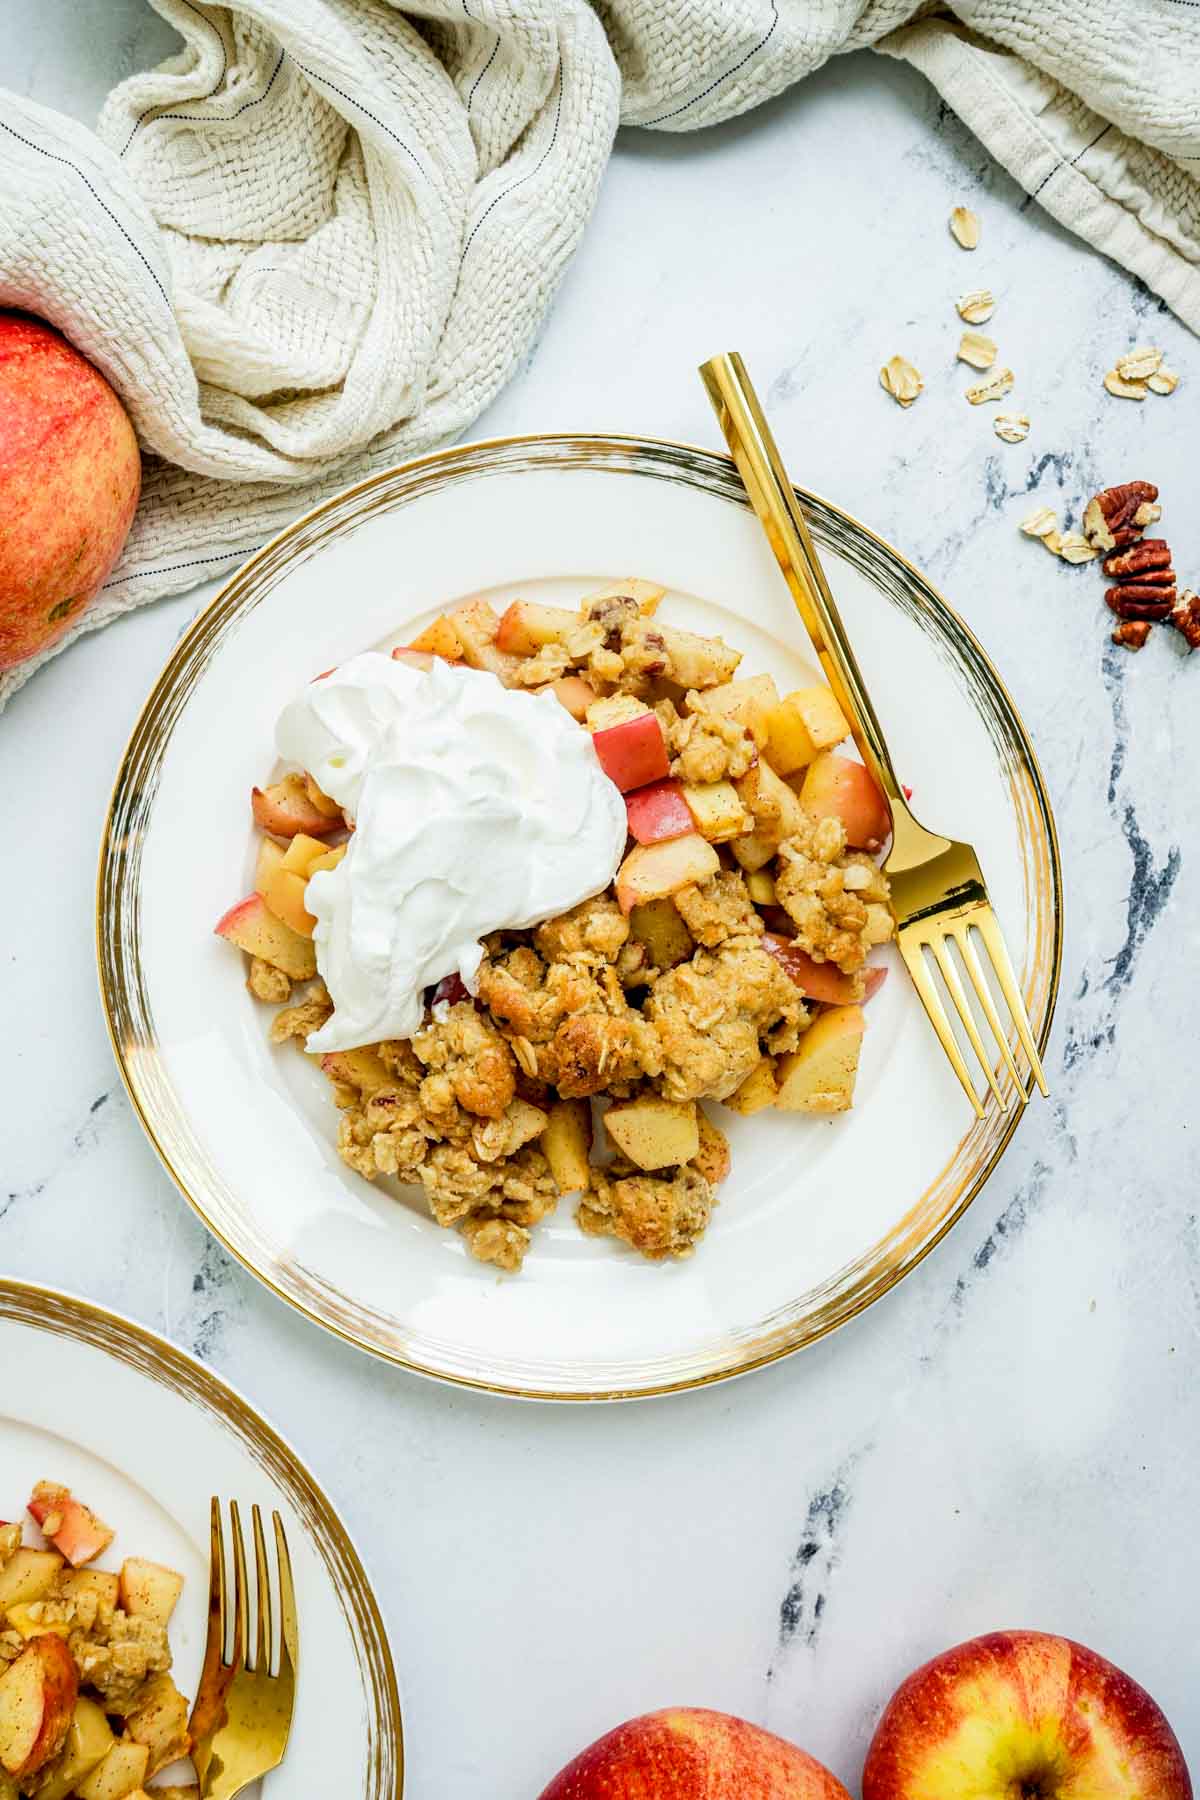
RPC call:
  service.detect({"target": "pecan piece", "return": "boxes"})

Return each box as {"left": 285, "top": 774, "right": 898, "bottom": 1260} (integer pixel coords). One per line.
{"left": 1083, "top": 481, "right": 1160, "bottom": 553}
{"left": 1105, "top": 585, "right": 1176, "bottom": 622}
{"left": 1112, "top": 620, "right": 1152, "bottom": 651}
{"left": 1169, "top": 590, "right": 1200, "bottom": 650}
{"left": 1101, "top": 538, "right": 1173, "bottom": 581}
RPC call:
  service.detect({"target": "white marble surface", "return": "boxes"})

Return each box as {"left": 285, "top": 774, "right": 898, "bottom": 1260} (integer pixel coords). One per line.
{"left": 3, "top": 7, "right": 1198, "bottom": 1796}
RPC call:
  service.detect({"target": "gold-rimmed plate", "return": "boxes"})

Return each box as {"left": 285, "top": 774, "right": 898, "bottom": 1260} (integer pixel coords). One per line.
{"left": 98, "top": 435, "right": 1061, "bottom": 1400}
{"left": 0, "top": 1278, "right": 403, "bottom": 1794}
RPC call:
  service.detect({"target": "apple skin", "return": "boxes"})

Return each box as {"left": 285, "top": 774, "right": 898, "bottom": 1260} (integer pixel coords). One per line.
{"left": 0, "top": 312, "right": 141, "bottom": 671}
{"left": 538, "top": 1708, "right": 852, "bottom": 1799}
{"left": 863, "top": 1631, "right": 1192, "bottom": 1800}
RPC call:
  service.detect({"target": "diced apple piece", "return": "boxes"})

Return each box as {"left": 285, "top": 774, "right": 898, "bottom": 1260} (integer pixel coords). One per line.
{"left": 0, "top": 1551, "right": 63, "bottom": 1612}
{"left": 0, "top": 1526, "right": 20, "bottom": 1570}
{"left": 307, "top": 843, "right": 347, "bottom": 876}
{"left": 691, "top": 1109, "right": 731, "bottom": 1185}
{"left": 693, "top": 673, "right": 779, "bottom": 747}
{"left": 746, "top": 869, "right": 776, "bottom": 905}
{"left": 304, "top": 772, "right": 342, "bottom": 818}
{"left": 3, "top": 1605, "right": 68, "bottom": 1643}
{"left": 582, "top": 577, "right": 665, "bottom": 617}
{"left": 627, "top": 898, "right": 694, "bottom": 971}
{"left": 123, "top": 1677, "right": 190, "bottom": 1778}
{"left": 761, "top": 934, "right": 862, "bottom": 1005}
{"left": 774, "top": 1005, "right": 865, "bottom": 1114}
{"left": 259, "top": 864, "right": 316, "bottom": 938}
{"left": 863, "top": 964, "right": 890, "bottom": 1002}
{"left": 280, "top": 833, "right": 332, "bottom": 878}
{"left": 118, "top": 1559, "right": 183, "bottom": 1630}
{"left": 29, "top": 1698, "right": 112, "bottom": 1800}
{"left": 214, "top": 893, "right": 318, "bottom": 981}
{"left": 0, "top": 1635, "right": 78, "bottom": 1778}
{"left": 495, "top": 599, "right": 577, "bottom": 656}
{"left": 253, "top": 836, "right": 285, "bottom": 896}
{"left": 391, "top": 647, "right": 434, "bottom": 671}
{"left": 57, "top": 1569, "right": 119, "bottom": 1610}
{"left": 605, "top": 1096, "right": 699, "bottom": 1171}
{"left": 731, "top": 758, "right": 807, "bottom": 870}
{"left": 540, "top": 1099, "right": 593, "bottom": 1195}
{"left": 319, "top": 1047, "right": 393, "bottom": 1098}
{"left": 450, "top": 599, "right": 528, "bottom": 685}
{"left": 616, "top": 834, "right": 719, "bottom": 914}
{"left": 625, "top": 779, "right": 693, "bottom": 846}
{"left": 27, "top": 1488, "right": 112, "bottom": 1569}
{"left": 658, "top": 625, "right": 741, "bottom": 689}
{"left": 681, "top": 780, "right": 749, "bottom": 843}
{"left": 592, "top": 713, "right": 669, "bottom": 793}
{"left": 251, "top": 773, "right": 341, "bottom": 839}
{"left": 585, "top": 693, "right": 649, "bottom": 733}
{"left": 799, "top": 752, "right": 891, "bottom": 851}
{"left": 723, "top": 1057, "right": 779, "bottom": 1115}
{"left": 407, "top": 615, "right": 464, "bottom": 660}
{"left": 547, "top": 675, "right": 595, "bottom": 721}
{"left": 76, "top": 1740, "right": 150, "bottom": 1800}
{"left": 764, "top": 685, "right": 850, "bottom": 775}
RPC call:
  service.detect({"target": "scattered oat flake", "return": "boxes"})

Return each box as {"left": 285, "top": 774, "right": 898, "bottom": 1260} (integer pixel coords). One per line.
{"left": 950, "top": 206, "right": 980, "bottom": 249}
{"left": 1021, "top": 506, "right": 1058, "bottom": 539}
{"left": 880, "top": 354, "right": 923, "bottom": 408}
{"left": 1115, "top": 347, "right": 1163, "bottom": 382}
{"left": 957, "top": 331, "right": 997, "bottom": 370}
{"left": 957, "top": 289, "right": 995, "bottom": 324}
{"left": 965, "top": 367, "right": 1014, "bottom": 404}
{"left": 1042, "top": 529, "right": 1065, "bottom": 556}
{"left": 1103, "top": 370, "right": 1147, "bottom": 400}
{"left": 1057, "top": 531, "right": 1098, "bottom": 564}
{"left": 993, "top": 413, "right": 1030, "bottom": 443}
{"left": 1148, "top": 369, "right": 1179, "bottom": 395}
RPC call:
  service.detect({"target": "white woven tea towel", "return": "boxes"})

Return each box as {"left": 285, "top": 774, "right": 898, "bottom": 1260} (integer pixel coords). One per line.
{"left": 1, "top": 0, "right": 1197, "bottom": 708}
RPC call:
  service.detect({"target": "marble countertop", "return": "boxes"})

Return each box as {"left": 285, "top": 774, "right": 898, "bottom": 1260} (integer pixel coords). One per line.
{"left": 4, "top": 4, "right": 1197, "bottom": 1794}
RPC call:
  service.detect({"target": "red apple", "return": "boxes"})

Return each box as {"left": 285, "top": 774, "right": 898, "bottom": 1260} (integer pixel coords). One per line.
{"left": 495, "top": 599, "right": 576, "bottom": 656}
{"left": 26, "top": 1485, "right": 112, "bottom": 1568}
{"left": 625, "top": 779, "right": 693, "bottom": 845}
{"left": 539, "top": 1708, "right": 851, "bottom": 1799}
{"left": 798, "top": 752, "right": 891, "bottom": 851}
{"left": 549, "top": 675, "right": 596, "bottom": 721}
{"left": 0, "top": 1635, "right": 78, "bottom": 1777}
{"left": 592, "top": 713, "right": 670, "bottom": 793}
{"left": 863, "top": 1631, "right": 1192, "bottom": 1800}
{"left": 214, "top": 892, "right": 318, "bottom": 981}
{"left": 251, "top": 774, "right": 342, "bottom": 839}
{"left": 761, "top": 933, "right": 861, "bottom": 1004}
{"left": 391, "top": 647, "right": 434, "bottom": 671}
{"left": 0, "top": 313, "right": 141, "bottom": 672}
{"left": 863, "top": 965, "right": 889, "bottom": 1002}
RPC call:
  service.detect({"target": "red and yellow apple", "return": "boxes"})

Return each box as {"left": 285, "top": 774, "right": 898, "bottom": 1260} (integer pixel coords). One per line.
{"left": 592, "top": 712, "right": 670, "bottom": 793}
{"left": 863, "top": 1631, "right": 1192, "bottom": 1800}
{"left": 250, "top": 774, "right": 342, "bottom": 839}
{"left": 0, "top": 312, "right": 141, "bottom": 672}
{"left": 26, "top": 1486, "right": 112, "bottom": 1569}
{"left": 538, "top": 1708, "right": 852, "bottom": 1799}
{"left": 761, "top": 933, "right": 861, "bottom": 1005}
{"left": 798, "top": 752, "right": 890, "bottom": 851}
{"left": 0, "top": 1635, "right": 79, "bottom": 1778}
{"left": 625, "top": 778, "right": 693, "bottom": 845}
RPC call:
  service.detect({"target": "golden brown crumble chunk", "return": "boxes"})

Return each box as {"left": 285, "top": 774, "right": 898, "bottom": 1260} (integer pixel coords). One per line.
{"left": 673, "top": 869, "right": 763, "bottom": 948}
{"left": 579, "top": 1164, "right": 714, "bottom": 1259}
{"left": 774, "top": 815, "right": 892, "bottom": 973}
{"left": 412, "top": 1001, "right": 515, "bottom": 1119}
{"left": 646, "top": 939, "right": 806, "bottom": 1102}
{"left": 668, "top": 699, "right": 755, "bottom": 785}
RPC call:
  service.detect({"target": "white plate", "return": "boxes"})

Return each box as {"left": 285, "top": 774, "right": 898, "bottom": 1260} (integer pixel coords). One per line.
{"left": 0, "top": 1280, "right": 403, "bottom": 1794}
{"left": 98, "top": 436, "right": 1061, "bottom": 1399}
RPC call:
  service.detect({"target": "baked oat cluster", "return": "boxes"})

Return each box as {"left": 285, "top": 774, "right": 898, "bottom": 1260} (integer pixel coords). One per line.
{"left": 0, "top": 1482, "right": 193, "bottom": 1797}
{"left": 220, "top": 581, "right": 896, "bottom": 1273}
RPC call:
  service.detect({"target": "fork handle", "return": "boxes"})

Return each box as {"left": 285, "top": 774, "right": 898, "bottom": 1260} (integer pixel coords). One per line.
{"left": 700, "top": 352, "right": 908, "bottom": 815}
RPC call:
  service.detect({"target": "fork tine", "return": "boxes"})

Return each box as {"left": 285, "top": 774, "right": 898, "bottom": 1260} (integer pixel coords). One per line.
{"left": 899, "top": 933, "right": 984, "bottom": 1119}
{"left": 228, "top": 1500, "right": 248, "bottom": 1673}
{"left": 973, "top": 908, "right": 1049, "bottom": 1096}
{"left": 207, "top": 1496, "right": 226, "bottom": 1665}
{"left": 928, "top": 933, "right": 1008, "bottom": 1111}
{"left": 252, "top": 1504, "right": 272, "bottom": 1676}
{"left": 274, "top": 1512, "right": 299, "bottom": 1675}
{"left": 954, "top": 923, "right": 1027, "bottom": 1101}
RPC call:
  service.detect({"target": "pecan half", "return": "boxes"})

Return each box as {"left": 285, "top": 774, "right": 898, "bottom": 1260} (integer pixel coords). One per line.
{"left": 1169, "top": 590, "right": 1200, "bottom": 650}
{"left": 1083, "top": 481, "right": 1161, "bottom": 553}
{"left": 1105, "top": 586, "right": 1176, "bottom": 622}
{"left": 1112, "top": 620, "right": 1152, "bottom": 651}
{"left": 1102, "top": 538, "right": 1173, "bottom": 580}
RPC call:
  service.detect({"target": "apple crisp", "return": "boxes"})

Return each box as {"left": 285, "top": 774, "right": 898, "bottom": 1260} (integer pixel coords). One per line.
{"left": 223, "top": 581, "right": 896, "bottom": 1272}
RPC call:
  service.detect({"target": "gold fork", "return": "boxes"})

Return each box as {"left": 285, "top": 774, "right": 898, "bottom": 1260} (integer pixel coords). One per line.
{"left": 700, "top": 351, "right": 1048, "bottom": 1117}
{"left": 189, "top": 1499, "right": 298, "bottom": 1799}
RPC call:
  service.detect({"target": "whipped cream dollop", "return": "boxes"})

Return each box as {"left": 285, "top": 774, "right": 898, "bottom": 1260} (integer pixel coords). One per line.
{"left": 275, "top": 652, "right": 627, "bottom": 1053}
